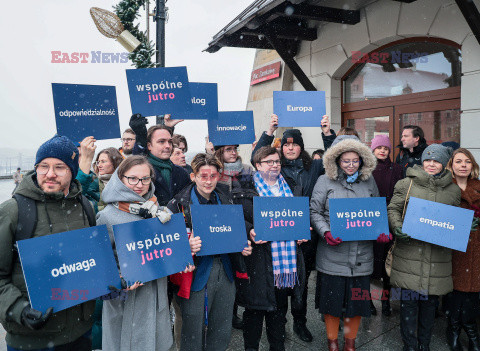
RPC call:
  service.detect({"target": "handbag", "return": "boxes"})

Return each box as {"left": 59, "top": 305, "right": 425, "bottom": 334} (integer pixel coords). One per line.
{"left": 385, "top": 179, "right": 413, "bottom": 277}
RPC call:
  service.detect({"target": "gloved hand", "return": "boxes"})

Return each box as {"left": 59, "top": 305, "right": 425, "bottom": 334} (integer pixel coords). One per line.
{"left": 138, "top": 200, "right": 158, "bottom": 219}
{"left": 21, "top": 304, "right": 53, "bottom": 330}
{"left": 394, "top": 227, "right": 411, "bottom": 242}
{"left": 129, "top": 113, "right": 148, "bottom": 147}
{"left": 156, "top": 206, "right": 172, "bottom": 224}
{"left": 376, "top": 233, "right": 393, "bottom": 243}
{"left": 324, "top": 231, "right": 342, "bottom": 246}
{"left": 471, "top": 217, "right": 479, "bottom": 232}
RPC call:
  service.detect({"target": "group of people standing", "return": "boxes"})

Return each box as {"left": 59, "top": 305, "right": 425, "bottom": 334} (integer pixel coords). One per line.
{"left": 0, "top": 112, "right": 479, "bottom": 351}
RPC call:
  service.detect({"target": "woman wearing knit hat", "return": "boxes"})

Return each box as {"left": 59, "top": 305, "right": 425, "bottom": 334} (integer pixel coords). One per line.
{"left": 370, "top": 135, "right": 403, "bottom": 317}
{"left": 388, "top": 144, "right": 461, "bottom": 351}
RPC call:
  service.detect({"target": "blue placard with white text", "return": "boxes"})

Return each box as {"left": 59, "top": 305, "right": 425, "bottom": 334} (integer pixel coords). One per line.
{"left": 402, "top": 197, "right": 474, "bottom": 252}
{"left": 17, "top": 225, "right": 121, "bottom": 313}
{"left": 125, "top": 66, "right": 192, "bottom": 117}
{"left": 253, "top": 197, "right": 311, "bottom": 241}
{"left": 113, "top": 215, "right": 193, "bottom": 285}
{"left": 52, "top": 83, "right": 121, "bottom": 142}
{"left": 208, "top": 111, "right": 255, "bottom": 146}
{"left": 176, "top": 82, "right": 218, "bottom": 120}
{"left": 190, "top": 204, "right": 248, "bottom": 256}
{"left": 273, "top": 91, "right": 326, "bottom": 127}
{"left": 329, "top": 197, "right": 389, "bottom": 241}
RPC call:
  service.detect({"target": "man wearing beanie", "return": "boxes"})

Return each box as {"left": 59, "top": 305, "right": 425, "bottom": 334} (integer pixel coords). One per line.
{"left": 250, "top": 114, "right": 336, "bottom": 343}
{"left": 0, "top": 135, "right": 96, "bottom": 350}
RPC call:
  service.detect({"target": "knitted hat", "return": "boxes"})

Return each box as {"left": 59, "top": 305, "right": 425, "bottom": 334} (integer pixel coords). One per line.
{"left": 370, "top": 135, "right": 392, "bottom": 151}
{"left": 35, "top": 135, "right": 79, "bottom": 178}
{"left": 281, "top": 129, "right": 304, "bottom": 150}
{"left": 421, "top": 144, "right": 453, "bottom": 168}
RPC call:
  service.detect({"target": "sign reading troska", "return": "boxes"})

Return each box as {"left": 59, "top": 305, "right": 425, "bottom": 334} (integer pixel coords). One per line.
{"left": 273, "top": 91, "right": 326, "bottom": 127}
{"left": 402, "top": 197, "right": 474, "bottom": 252}
{"left": 208, "top": 111, "right": 255, "bottom": 146}
{"left": 52, "top": 83, "right": 121, "bottom": 142}
{"left": 125, "top": 66, "right": 192, "bottom": 117}
{"left": 17, "top": 225, "right": 121, "bottom": 313}
{"left": 190, "top": 204, "right": 248, "bottom": 256}
{"left": 176, "top": 82, "right": 218, "bottom": 120}
{"left": 250, "top": 62, "right": 282, "bottom": 86}
{"left": 328, "top": 197, "right": 389, "bottom": 241}
{"left": 113, "top": 215, "right": 193, "bottom": 285}
{"left": 253, "top": 197, "right": 311, "bottom": 242}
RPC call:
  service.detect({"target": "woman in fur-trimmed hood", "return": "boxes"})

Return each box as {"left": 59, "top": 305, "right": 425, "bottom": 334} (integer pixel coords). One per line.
{"left": 310, "top": 135, "right": 382, "bottom": 351}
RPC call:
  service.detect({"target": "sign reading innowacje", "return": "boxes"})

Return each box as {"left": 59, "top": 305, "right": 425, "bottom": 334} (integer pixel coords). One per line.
{"left": 208, "top": 111, "right": 255, "bottom": 146}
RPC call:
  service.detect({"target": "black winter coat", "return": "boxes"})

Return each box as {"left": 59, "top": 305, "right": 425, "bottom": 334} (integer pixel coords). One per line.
{"left": 230, "top": 174, "right": 306, "bottom": 311}
{"left": 395, "top": 140, "right": 428, "bottom": 178}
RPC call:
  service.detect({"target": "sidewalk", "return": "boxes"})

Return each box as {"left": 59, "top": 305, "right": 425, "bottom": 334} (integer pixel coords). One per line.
{"left": 0, "top": 275, "right": 460, "bottom": 350}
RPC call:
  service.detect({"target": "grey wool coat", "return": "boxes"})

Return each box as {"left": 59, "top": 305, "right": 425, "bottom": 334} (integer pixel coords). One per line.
{"left": 310, "top": 135, "right": 380, "bottom": 277}
{"left": 96, "top": 171, "right": 173, "bottom": 351}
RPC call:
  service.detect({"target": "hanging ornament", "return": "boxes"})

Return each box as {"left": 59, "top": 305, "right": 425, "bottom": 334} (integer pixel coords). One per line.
{"left": 90, "top": 7, "right": 141, "bottom": 52}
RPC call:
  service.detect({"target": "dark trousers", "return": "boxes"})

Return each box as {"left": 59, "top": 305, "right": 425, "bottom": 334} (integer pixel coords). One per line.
{"left": 291, "top": 239, "right": 315, "bottom": 325}
{"left": 243, "top": 288, "right": 289, "bottom": 351}
{"left": 400, "top": 289, "right": 439, "bottom": 349}
{"left": 445, "top": 290, "right": 480, "bottom": 324}
{"left": 7, "top": 330, "right": 92, "bottom": 351}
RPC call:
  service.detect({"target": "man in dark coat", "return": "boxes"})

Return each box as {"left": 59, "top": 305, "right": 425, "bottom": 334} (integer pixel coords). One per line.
{"left": 129, "top": 114, "right": 191, "bottom": 206}
{"left": 396, "top": 125, "right": 428, "bottom": 177}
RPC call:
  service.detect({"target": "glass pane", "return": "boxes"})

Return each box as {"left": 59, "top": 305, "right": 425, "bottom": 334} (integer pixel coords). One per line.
{"left": 344, "top": 41, "right": 461, "bottom": 103}
{"left": 346, "top": 116, "right": 390, "bottom": 147}
{"left": 399, "top": 109, "right": 460, "bottom": 144}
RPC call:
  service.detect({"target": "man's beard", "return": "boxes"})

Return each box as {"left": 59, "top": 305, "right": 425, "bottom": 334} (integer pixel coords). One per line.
{"left": 123, "top": 148, "right": 133, "bottom": 155}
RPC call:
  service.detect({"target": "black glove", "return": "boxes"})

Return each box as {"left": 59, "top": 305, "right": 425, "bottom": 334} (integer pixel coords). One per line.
{"left": 108, "top": 277, "right": 128, "bottom": 292}
{"left": 472, "top": 217, "right": 479, "bottom": 232}
{"left": 129, "top": 113, "right": 148, "bottom": 148}
{"left": 21, "top": 304, "right": 53, "bottom": 330}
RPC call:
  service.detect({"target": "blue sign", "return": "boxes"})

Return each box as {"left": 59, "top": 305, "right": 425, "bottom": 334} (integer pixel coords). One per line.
{"left": 113, "top": 214, "right": 193, "bottom": 285}
{"left": 17, "top": 225, "right": 121, "bottom": 313}
{"left": 125, "top": 66, "right": 192, "bottom": 117}
{"left": 190, "top": 204, "right": 248, "bottom": 256}
{"left": 176, "top": 82, "right": 218, "bottom": 120}
{"left": 273, "top": 91, "right": 326, "bottom": 127}
{"left": 329, "top": 197, "right": 389, "bottom": 241}
{"left": 253, "top": 197, "right": 311, "bottom": 241}
{"left": 52, "top": 83, "right": 121, "bottom": 142}
{"left": 208, "top": 111, "right": 255, "bottom": 146}
{"left": 402, "top": 197, "right": 474, "bottom": 252}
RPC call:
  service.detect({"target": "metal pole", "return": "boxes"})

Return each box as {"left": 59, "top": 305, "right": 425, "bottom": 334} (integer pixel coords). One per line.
{"left": 155, "top": 0, "right": 166, "bottom": 124}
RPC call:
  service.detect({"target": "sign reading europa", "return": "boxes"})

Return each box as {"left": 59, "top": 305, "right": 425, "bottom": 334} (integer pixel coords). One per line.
{"left": 250, "top": 62, "right": 281, "bottom": 86}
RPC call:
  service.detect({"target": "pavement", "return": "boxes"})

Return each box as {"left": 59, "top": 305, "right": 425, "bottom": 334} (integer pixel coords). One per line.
{"left": 0, "top": 275, "right": 466, "bottom": 350}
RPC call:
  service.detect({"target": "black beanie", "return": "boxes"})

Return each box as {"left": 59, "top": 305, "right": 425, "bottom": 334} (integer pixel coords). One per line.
{"left": 281, "top": 129, "right": 304, "bottom": 150}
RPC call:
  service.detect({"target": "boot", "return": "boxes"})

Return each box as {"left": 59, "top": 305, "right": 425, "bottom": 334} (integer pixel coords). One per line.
{"left": 446, "top": 315, "right": 464, "bottom": 351}
{"left": 343, "top": 338, "right": 356, "bottom": 351}
{"left": 293, "top": 321, "right": 313, "bottom": 342}
{"left": 419, "top": 345, "right": 430, "bottom": 351}
{"left": 327, "top": 339, "right": 339, "bottom": 351}
{"left": 463, "top": 322, "right": 480, "bottom": 351}
{"left": 382, "top": 299, "right": 392, "bottom": 317}
{"left": 370, "top": 299, "right": 377, "bottom": 316}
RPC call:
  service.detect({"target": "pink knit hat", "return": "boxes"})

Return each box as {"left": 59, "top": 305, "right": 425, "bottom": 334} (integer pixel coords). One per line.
{"left": 370, "top": 135, "right": 392, "bottom": 151}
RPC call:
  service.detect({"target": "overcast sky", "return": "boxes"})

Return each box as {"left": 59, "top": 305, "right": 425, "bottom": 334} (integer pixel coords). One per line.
{"left": 0, "top": 0, "right": 255, "bottom": 153}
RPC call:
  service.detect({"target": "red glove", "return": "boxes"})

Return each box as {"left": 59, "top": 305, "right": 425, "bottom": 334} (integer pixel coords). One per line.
{"left": 376, "top": 233, "right": 393, "bottom": 243}
{"left": 324, "top": 231, "right": 342, "bottom": 246}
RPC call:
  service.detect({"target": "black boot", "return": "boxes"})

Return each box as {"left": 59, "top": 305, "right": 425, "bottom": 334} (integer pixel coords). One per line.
{"left": 232, "top": 303, "right": 243, "bottom": 330}
{"left": 463, "top": 322, "right": 480, "bottom": 351}
{"left": 419, "top": 345, "right": 430, "bottom": 351}
{"left": 447, "top": 314, "right": 464, "bottom": 351}
{"left": 382, "top": 298, "right": 392, "bottom": 316}
{"left": 293, "top": 321, "right": 313, "bottom": 342}
{"left": 370, "top": 299, "right": 377, "bottom": 316}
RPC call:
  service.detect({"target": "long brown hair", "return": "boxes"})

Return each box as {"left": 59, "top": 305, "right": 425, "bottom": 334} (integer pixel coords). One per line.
{"left": 94, "top": 148, "right": 123, "bottom": 174}
{"left": 446, "top": 148, "right": 480, "bottom": 179}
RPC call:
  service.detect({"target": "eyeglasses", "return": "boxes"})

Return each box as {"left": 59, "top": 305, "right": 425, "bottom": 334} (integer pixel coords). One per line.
{"left": 224, "top": 148, "right": 238, "bottom": 154}
{"left": 35, "top": 164, "right": 69, "bottom": 176}
{"left": 340, "top": 160, "right": 360, "bottom": 166}
{"left": 260, "top": 160, "right": 281, "bottom": 166}
{"left": 122, "top": 138, "right": 136, "bottom": 143}
{"left": 123, "top": 176, "right": 152, "bottom": 185}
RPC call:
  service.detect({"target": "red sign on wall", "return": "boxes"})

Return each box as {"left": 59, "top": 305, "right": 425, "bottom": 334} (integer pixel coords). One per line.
{"left": 250, "top": 62, "right": 282, "bottom": 86}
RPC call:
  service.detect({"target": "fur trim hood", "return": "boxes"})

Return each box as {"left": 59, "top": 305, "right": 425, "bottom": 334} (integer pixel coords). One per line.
{"left": 323, "top": 135, "right": 377, "bottom": 181}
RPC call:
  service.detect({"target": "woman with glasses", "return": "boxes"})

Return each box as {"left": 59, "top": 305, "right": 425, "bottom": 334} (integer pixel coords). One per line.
{"left": 310, "top": 135, "right": 381, "bottom": 351}
{"left": 97, "top": 155, "right": 187, "bottom": 351}
{"left": 167, "top": 153, "right": 252, "bottom": 351}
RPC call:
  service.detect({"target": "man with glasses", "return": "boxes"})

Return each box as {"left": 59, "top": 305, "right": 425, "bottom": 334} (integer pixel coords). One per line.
{"left": 0, "top": 135, "right": 96, "bottom": 351}
{"left": 119, "top": 128, "right": 136, "bottom": 158}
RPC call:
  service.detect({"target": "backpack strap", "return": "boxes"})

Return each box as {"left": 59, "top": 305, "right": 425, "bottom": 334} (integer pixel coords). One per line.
{"left": 79, "top": 195, "right": 96, "bottom": 227}
{"left": 12, "top": 194, "right": 37, "bottom": 242}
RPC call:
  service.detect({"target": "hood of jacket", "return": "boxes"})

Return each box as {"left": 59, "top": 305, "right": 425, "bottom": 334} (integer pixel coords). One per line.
{"left": 323, "top": 135, "right": 377, "bottom": 181}
{"left": 14, "top": 170, "right": 83, "bottom": 201}
{"left": 406, "top": 164, "right": 453, "bottom": 188}
{"left": 101, "top": 169, "right": 156, "bottom": 204}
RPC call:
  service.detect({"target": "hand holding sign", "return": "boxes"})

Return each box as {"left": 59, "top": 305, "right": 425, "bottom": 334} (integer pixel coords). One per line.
{"left": 189, "top": 235, "right": 202, "bottom": 254}
{"left": 267, "top": 114, "right": 279, "bottom": 136}
{"left": 164, "top": 114, "right": 184, "bottom": 128}
{"left": 321, "top": 115, "right": 332, "bottom": 136}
